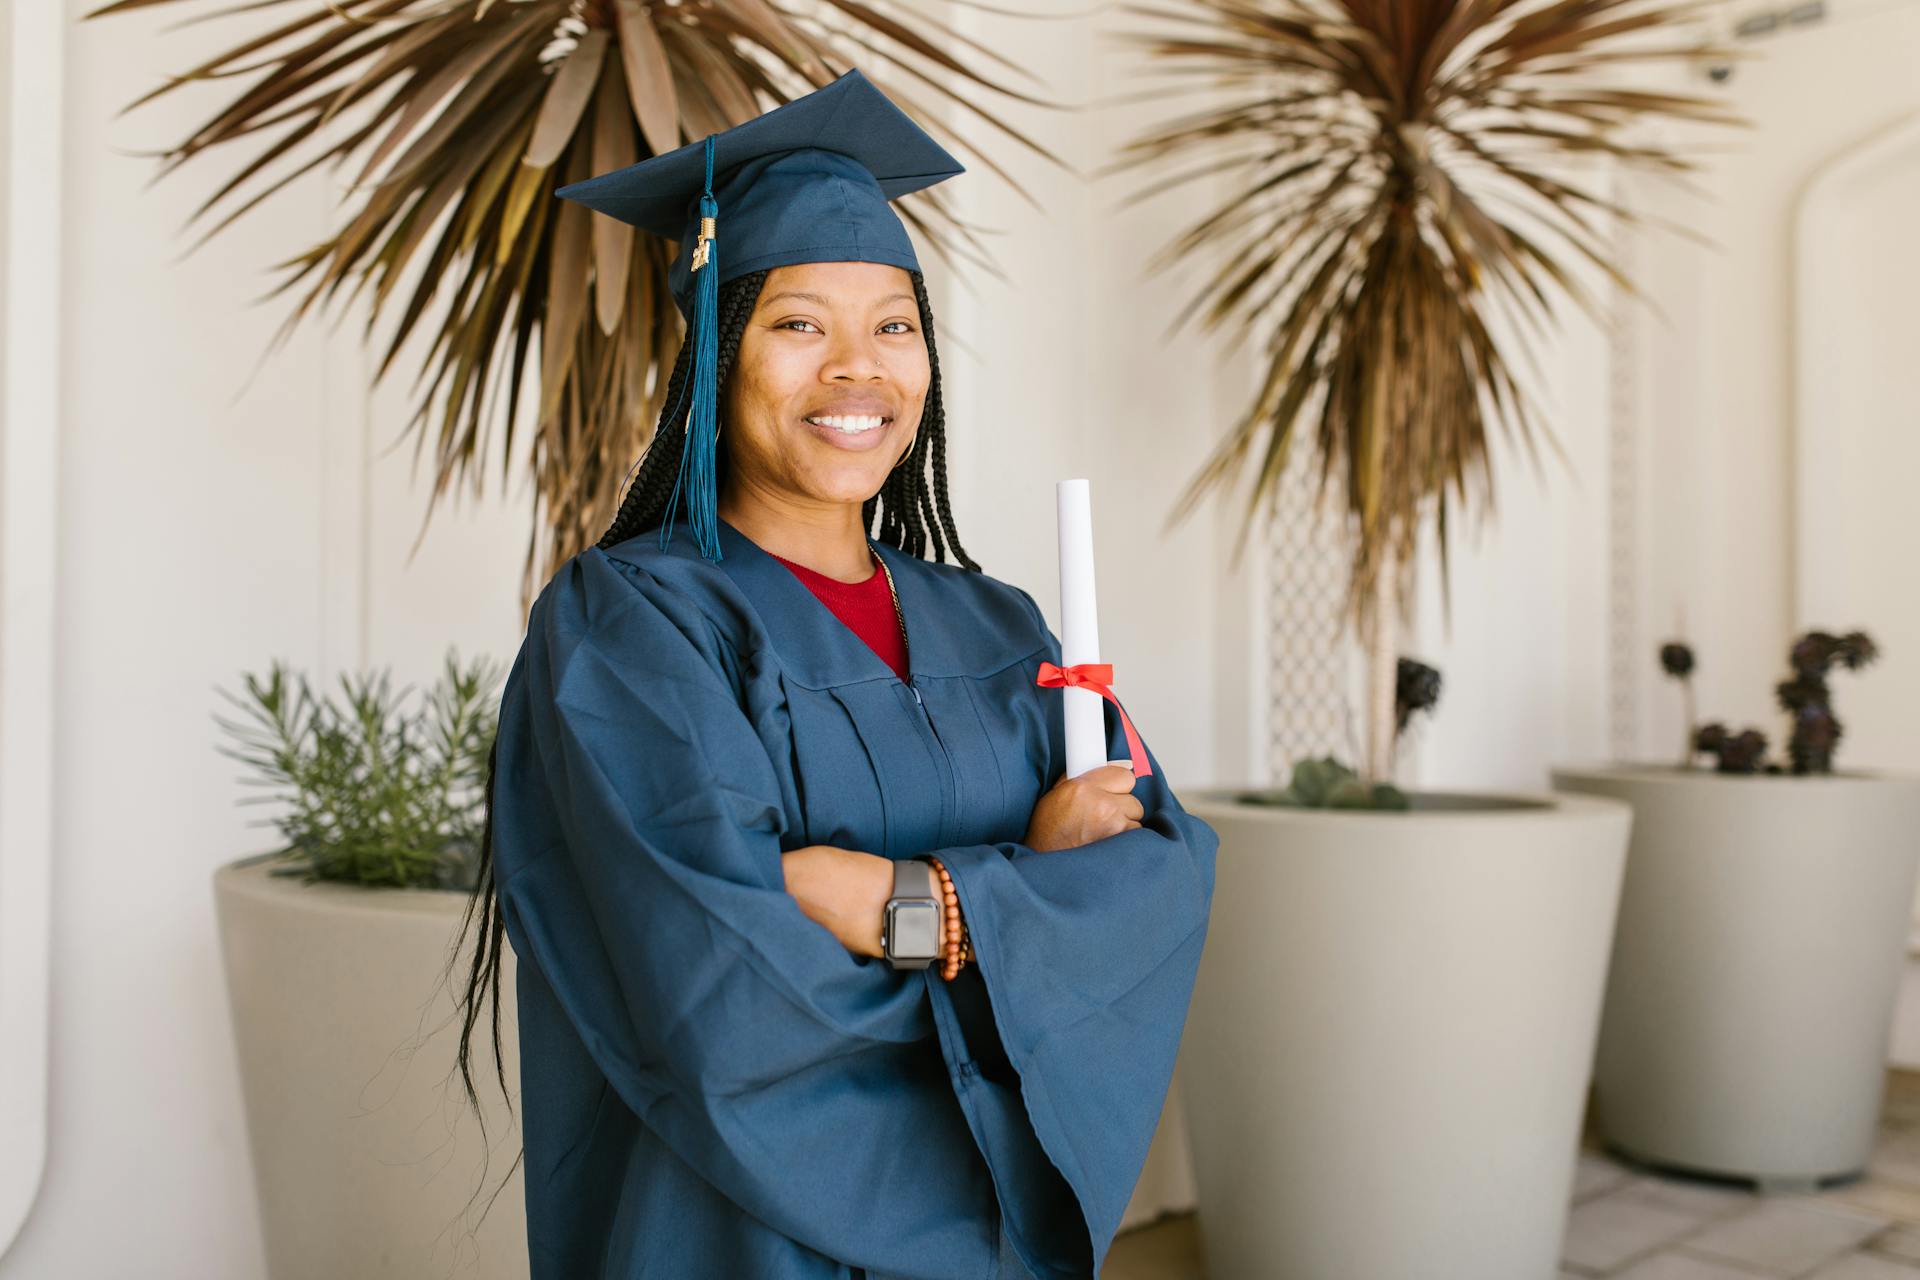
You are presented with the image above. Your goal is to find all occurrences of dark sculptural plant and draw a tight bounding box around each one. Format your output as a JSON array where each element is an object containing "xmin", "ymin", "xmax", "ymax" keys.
[
  {"xmin": 1660, "ymin": 631, "xmax": 1878, "ymax": 775},
  {"xmin": 1777, "ymin": 631, "xmax": 1879, "ymax": 773}
]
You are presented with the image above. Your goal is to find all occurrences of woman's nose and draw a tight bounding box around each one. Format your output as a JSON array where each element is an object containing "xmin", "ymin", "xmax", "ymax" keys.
[{"xmin": 819, "ymin": 329, "xmax": 886, "ymax": 382}]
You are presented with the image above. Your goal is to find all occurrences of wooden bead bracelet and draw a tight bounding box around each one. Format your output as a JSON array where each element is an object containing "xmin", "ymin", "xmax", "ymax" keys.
[{"xmin": 923, "ymin": 856, "xmax": 972, "ymax": 980}]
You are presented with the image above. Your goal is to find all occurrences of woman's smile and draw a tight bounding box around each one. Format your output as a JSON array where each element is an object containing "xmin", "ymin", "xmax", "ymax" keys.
[{"xmin": 802, "ymin": 410, "xmax": 895, "ymax": 451}]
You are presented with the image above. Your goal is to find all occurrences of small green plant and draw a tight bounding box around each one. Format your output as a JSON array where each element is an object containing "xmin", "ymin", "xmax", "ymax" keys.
[
  {"xmin": 1241, "ymin": 756, "xmax": 1411, "ymax": 812},
  {"xmin": 214, "ymin": 650, "xmax": 503, "ymax": 890}
]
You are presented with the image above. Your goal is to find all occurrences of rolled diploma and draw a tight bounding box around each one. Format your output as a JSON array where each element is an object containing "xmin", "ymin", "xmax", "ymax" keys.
[{"xmin": 1057, "ymin": 479, "xmax": 1108, "ymax": 778}]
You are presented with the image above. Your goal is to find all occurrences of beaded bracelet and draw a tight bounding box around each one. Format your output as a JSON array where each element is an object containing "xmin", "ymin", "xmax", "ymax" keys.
[{"xmin": 923, "ymin": 856, "xmax": 972, "ymax": 981}]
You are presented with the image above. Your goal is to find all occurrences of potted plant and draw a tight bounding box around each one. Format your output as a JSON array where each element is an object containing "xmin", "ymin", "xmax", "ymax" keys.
[
  {"xmin": 211, "ymin": 652, "xmax": 526, "ymax": 1280},
  {"xmin": 1112, "ymin": 0, "xmax": 1736, "ymax": 1274},
  {"xmin": 1173, "ymin": 694, "xmax": 1630, "ymax": 1279},
  {"xmin": 1553, "ymin": 631, "xmax": 1920, "ymax": 1188}
]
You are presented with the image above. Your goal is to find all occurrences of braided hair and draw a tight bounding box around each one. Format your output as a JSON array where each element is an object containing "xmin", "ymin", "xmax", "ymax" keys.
[{"xmin": 447, "ymin": 263, "xmax": 974, "ymax": 1227}]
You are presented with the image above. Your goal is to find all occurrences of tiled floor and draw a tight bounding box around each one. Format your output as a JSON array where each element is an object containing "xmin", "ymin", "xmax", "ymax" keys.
[{"xmin": 1104, "ymin": 1068, "xmax": 1920, "ymax": 1280}]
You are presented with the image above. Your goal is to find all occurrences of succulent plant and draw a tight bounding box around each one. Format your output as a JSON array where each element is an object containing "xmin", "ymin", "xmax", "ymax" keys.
[
  {"xmin": 1666, "ymin": 628, "xmax": 1875, "ymax": 775},
  {"xmin": 1694, "ymin": 722, "xmax": 1769, "ymax": 775},
  {"xmin": 1775, "ymin": 630, "xmax": 1877, "ymax": 773},
  {"xmin": 1240, "ymin": 755, "xmax": 1410, "ymax": 812}
]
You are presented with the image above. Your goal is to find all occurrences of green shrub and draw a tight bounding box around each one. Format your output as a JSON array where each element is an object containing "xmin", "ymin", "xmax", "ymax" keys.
[{"xmin": 214, "ymin": 650, "xmax": 502, "ymax": 890}]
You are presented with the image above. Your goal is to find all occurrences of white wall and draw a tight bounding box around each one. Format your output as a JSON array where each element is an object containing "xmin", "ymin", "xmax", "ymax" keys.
[
  {"xmin": 1404, "ymin": 193, "xmax": 1618, "ymax": 794},
  {"xmin": 1618, "ymin": 0, "xmax": 1920, "ymax": 768},
  {"xmin": 0, "ymin": 3, "xmax": 537, "ymax": 1275},
  {"xmin": 0, "ymin": 0, "xmax": 59, "ymax": 1263},
  {"xmin": 1396, "ymin": 0, "xmax": 1920, "ymax": 800},
  {"xmin": 1384, "ymin": 0, "xmax": 1920, "ymax": 1062},
  {"xmin": 929, "ymin": 18, "xmax": 1247, "ymax": 794}
]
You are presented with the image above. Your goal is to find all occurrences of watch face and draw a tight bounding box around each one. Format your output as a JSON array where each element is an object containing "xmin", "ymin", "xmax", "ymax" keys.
[{"xmin": 887, "ymin": 901, "xmax": 941, "ymax": 959}]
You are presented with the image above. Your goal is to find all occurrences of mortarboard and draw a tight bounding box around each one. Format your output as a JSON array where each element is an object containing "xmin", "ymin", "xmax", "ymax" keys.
[{"xmin": 555, "ymin": 68, "xmax": 966, "ymax": 562}]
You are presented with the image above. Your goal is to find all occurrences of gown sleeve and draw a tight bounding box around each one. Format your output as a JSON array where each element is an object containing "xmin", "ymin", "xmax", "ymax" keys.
[
  {"xmin": 919, "ymin": 583, "xmax": 1220, "ymax": 1277},
  {"xmin": 491, "ymin": 549, "xmax": 997, "ymax": 1271}
]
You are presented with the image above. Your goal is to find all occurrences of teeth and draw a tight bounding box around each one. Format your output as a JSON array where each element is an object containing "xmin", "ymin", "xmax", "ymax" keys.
[{"xmin": 806, "ymin": 414, "xmax": 886, "ymax": 434}]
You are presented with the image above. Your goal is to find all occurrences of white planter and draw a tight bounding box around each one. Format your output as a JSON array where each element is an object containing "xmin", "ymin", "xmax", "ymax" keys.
[
  {"xmin": 1550, "ymin": 764, "xmax": 1920, "ymax": 1186},
  {"xmin": 1175, "ymin": 788, "xmax": 1631, "ymax": 1280},
  {"xmin": 214, "ymin": 855, "xmax": 526, "ymax": 1280}
]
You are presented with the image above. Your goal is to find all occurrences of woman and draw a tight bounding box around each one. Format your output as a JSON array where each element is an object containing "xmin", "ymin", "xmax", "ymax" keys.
[{"xmin": 455, "ymin": 70, "xmax": 1218, "ymax": 1280}]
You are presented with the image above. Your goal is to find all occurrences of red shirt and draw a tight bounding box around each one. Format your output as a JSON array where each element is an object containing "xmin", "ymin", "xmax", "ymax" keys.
[{"xmin": 768, "ymin": 550, "xmax": 910, "ymax": 682}]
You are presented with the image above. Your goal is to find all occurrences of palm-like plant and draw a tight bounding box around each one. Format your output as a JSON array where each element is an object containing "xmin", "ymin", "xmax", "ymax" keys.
[
  {"xmin": 85, "ymin": 0, "xmax": 1056, "ymax": 607},
  {"xmin": 1116, "ymin": 0, "xmax": 1737, "ymax": 781}
]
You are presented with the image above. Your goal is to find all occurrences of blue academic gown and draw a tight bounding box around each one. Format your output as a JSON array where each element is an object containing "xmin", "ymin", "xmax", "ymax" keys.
[{"xmin": 490, "ymin": 515, "xmax": 1219, "ymax": 1279}]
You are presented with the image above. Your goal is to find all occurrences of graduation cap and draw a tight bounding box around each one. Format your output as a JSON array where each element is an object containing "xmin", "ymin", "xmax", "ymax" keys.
[{"xmin": 554, "ymin": 68, "xmax": 966, "ymax": 562}]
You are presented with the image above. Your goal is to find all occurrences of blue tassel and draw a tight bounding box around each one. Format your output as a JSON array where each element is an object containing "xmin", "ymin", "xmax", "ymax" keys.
[{"xmin": 659, "ymin": 135, "xmax": 724, "ymax": 562}]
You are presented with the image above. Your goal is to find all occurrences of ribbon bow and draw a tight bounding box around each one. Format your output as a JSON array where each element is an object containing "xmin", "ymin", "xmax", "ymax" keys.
[{"xmin": 1035, "ymin": 661, "xmax": 1154, "ymax": 778}]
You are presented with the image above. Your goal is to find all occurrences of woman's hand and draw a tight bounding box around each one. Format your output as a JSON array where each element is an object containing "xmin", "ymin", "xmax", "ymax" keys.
[
  {"xmin": 1022, "ymin": 762, "xmax": 1144, "ymax": 852},
  {"xmin": 782, "ymin": 844, "xmax": 917, "ymax": 959}
]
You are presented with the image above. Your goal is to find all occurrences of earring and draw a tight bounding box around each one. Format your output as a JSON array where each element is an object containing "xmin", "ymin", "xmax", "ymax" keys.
[{"xmin": 890, "ymin": 432, "xmax": 920, "ymax": 471}]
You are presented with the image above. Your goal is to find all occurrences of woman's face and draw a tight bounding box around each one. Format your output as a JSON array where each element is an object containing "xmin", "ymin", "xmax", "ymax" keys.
[{"xmin": 722, "ymin": 260, "xmax": 929, "ymax": 512}]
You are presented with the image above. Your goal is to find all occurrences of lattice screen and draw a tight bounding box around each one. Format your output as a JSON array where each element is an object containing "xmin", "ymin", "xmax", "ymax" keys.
[
  {"xmin": 1607, "ymin": 199, "xmax": 1641, "ymax": 761},
  {"xmin": 1264, "ymin": 433, "xmax": 1359, "ymax": 784}
]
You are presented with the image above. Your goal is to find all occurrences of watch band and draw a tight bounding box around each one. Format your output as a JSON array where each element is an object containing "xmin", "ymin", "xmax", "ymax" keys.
[{"xmin": 882, "ymin": 857, "xmax": 941, "ymax": 969}]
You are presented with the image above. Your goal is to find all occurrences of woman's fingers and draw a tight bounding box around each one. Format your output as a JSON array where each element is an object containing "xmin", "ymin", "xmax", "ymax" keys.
[
  {"xmin": 1026, "ymin": 763, "xmax": 1147, "ymax": 852},
  {"xmin": 1075, "ymin": 762, "xmax": 1137, "ymax": 792}
]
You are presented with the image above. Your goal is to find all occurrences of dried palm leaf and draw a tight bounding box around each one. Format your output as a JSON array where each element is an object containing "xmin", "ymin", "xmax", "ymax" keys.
[
  {"xmin": 1118, "ymin": 0, "xmax": 1737, "ymax": 617},
  {"xmin": 1114, "ymin": 0, "xmax": 1739, "ymax": 775},
  {"xmin": 83, "ymin": 0, "xmax": 1062, "ymax": 608}
]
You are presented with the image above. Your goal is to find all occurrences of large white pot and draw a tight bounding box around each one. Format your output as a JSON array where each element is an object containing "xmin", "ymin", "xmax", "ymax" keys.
[
  {"xmin": 214, "ymin": 855, "xmax": 526, "ymax": 1280},
  {"xmin": 1551, "ymin": 764, "xmax": 1920, "ymax": 1186},
  {"xmin": 1176, "ymin": 788, "xmax": 1632, "ymax": 1280}
]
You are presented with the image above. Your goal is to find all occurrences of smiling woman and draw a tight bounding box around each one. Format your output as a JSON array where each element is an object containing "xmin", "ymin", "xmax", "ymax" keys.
[
  {"xmin": 727, "ymin": 261, "xmax": 933, "ymax": 507},
  {"xmin": 595, "ymin": 256, "xmax": 963, "ymax": 577},
  {"xmin": 451, "ymin": 69, "xmax": 1218, "ymax": 1280}
]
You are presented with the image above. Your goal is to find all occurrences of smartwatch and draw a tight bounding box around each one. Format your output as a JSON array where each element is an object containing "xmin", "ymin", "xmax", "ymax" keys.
[{"xmin": 881, "ymin": 857, "xmax": 942, "ymax": 970}]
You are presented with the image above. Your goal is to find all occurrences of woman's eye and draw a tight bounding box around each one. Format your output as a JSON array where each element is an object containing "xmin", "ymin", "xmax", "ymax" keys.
[
  {"xmin": 880, "ymin": 321, "xmax": 914, "ymax": 335},
  {"xmin": 776, "ymin": 319, "xmax": 821, "ymax": 333}
]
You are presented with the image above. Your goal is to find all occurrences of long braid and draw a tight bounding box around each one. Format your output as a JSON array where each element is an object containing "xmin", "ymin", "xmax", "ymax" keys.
[
  {"xmin": 919, "ymin": 267, "xmax": 972, "ymax": 568},
  {"xmin": 450, "ymin": 263, "xmax": 977, "ymax": 1235},
  {"xmin": 862, "ymin": 271, "xmax": 977, "ymax": 570},
  {"xmin": 441, "ymin": 277, "xmax": 767, "ymax": 1218},
  {"xmin": 598, "ymin": 269, "xmax": 769, "ymax": 550}
]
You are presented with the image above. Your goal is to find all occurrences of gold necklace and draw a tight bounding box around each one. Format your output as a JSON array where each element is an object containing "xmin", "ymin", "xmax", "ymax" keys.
[{"xmin": 873, "ymin": 549, "xmax": 909, "ymax": 663}]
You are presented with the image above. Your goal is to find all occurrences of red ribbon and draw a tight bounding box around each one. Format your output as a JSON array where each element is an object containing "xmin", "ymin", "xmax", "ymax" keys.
[{"xmin": 1035, "ymin": 660, "xmax": 1153, "ymax": 778}]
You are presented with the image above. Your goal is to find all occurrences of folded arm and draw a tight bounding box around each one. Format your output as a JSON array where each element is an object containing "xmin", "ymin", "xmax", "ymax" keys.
[{"xmin": 907, "ymin": 587, "xmax": 1221, "ymax": 1275}]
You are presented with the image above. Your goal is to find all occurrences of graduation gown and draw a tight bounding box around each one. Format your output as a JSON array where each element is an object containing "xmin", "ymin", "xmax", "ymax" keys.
[{"xmin": 490, "ymin": 515, "xmax": 1219, "ymax": 1279}]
